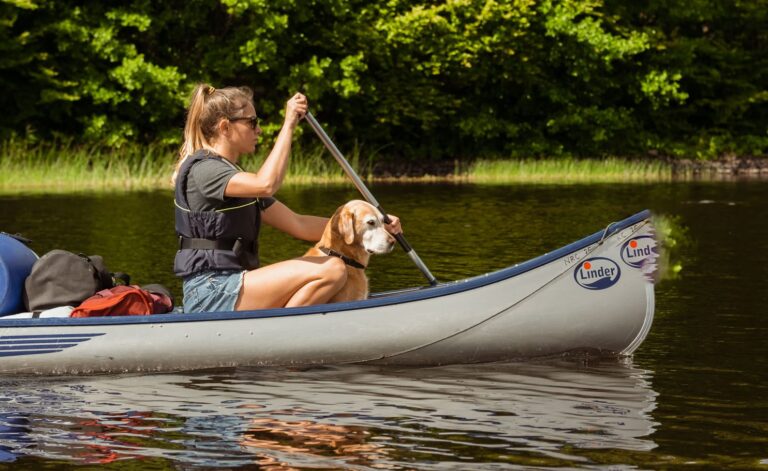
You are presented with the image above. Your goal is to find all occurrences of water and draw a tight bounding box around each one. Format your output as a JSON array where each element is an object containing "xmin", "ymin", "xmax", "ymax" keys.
[{"xmin": 0, "ymin": 182, "xmax": 766, "ymax": 469}]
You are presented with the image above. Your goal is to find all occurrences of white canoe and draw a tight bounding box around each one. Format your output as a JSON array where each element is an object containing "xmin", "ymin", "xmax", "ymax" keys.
[{"xmin": 0, "ymin": 210, "xmax": 657, "ymax": 375}]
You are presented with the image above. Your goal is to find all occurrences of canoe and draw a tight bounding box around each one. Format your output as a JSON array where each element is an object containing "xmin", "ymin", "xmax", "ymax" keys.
[{"xmin": 0, "ymin": 210, "xmax": 657, "ymax": 375}]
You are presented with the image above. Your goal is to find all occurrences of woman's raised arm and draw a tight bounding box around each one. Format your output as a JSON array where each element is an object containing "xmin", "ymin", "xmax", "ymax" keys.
[{"xmin": 225, "ymin": 93, "xmax": 307, "ymax": 197}]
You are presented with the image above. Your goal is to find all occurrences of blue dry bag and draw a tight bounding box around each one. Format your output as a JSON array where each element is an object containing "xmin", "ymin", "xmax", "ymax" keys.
[{"xmin": 0, "ymin": 233, "xmax": 38, "ymax": 315}]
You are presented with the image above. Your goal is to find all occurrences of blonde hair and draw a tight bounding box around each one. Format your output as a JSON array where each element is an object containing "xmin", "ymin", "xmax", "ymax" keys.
[{"xmin": 172, "ymin": 83, "xmax": 254, "ymax": 184}]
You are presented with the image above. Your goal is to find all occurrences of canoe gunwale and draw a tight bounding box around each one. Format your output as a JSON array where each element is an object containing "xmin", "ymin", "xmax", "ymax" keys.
[{"xmin": 0, "ymin": 210, "xmax": 652, "ymax": 328}]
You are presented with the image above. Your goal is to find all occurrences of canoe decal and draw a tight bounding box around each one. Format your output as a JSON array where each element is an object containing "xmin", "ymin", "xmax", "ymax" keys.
[
  {"xmin": 574, "ymin": 257, "xmax": 621, "ymax": 290},
  {"xmin": 0, "ymin": 333, "xmax": 105, "ymax": 357},
  {"xmin": 620, "ymin": 236, "xmax": 657, "ymax": 268}
]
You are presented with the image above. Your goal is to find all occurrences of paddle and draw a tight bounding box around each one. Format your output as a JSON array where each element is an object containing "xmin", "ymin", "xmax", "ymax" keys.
[{"xmin": 305, "ymin": 112, "xmax": 438, "ymax": 286}]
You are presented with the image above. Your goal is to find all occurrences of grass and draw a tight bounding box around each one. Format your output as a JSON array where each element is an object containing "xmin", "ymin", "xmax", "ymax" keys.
[
  {"xmin": 0, "ymin": 139, "xmax": 681, "ymax": 194},
  {"xmin": 0, "ymin": 139, "xmax": 173, "ymax": 192},
  {"xmin": 467, "ymin": 158, "xmax": 672, "ymax": 184},
  {"xmin": 0, "ymin": 139, "xmax": 368, "ymax": 193}
]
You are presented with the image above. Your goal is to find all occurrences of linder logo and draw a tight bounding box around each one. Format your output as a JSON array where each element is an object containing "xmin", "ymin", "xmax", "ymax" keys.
[
  {"xmin": 574, "ymin": 257, "xmax": 621, "ymax": 290},
  {"xmin": 620, "ymin": 235, "xmax": 656, "ymax": 268}
]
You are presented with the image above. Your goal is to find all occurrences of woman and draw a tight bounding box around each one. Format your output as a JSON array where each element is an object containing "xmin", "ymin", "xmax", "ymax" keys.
[{"xmin": 172, "ymin": 84, "xmax": 401, "ymax": 313}]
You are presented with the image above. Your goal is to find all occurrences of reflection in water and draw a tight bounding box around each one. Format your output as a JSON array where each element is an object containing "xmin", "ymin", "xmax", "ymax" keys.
[
  {"xmin": 0, "ymin": 361, "xmax": 657, "ymax": 468},
  {"xmin": 240, "ymin": 415, "xmax": 387, "ymax": 469},
  {"xmin": 0, "ymin": 413, "xmax": 31, "ymax": 463}
]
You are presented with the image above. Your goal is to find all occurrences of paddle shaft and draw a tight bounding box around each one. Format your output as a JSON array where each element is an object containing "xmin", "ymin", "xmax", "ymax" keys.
[{"xmin": 305, "ymin": 112, "xmax": 438, "ymax": 286}]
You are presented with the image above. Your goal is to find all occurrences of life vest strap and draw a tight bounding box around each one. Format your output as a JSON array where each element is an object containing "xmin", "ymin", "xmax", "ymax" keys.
[{"xmin": 179, "ymin": 237, "xmax": 247, "ymax": 251}]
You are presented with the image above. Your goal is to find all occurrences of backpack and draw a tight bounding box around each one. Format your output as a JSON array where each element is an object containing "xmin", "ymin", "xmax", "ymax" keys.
[
  {"xmin": 23, "ymin": 250, "xmax": 124, "ymax": 312},
  {"xmin": 70, "ymin": 286, "xmax": 155, "ymax": 318}
]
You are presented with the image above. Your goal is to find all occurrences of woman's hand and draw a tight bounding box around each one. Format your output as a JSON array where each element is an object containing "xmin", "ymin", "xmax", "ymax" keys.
[
  {"xmin": 284, "ymin": 92, "xmax": 308, "ymax": 129},
  {"xmin": 384, "ymin": 214, "xmax": 402, "ymax": 235}
]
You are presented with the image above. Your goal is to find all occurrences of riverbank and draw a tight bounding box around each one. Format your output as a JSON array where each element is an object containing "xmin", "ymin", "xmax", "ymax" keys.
[
  {"xmin": 1, "ymin": 140, "xmax": 766, "ymax": 193},
  {"xmin": 371, "ymin": 155, "xmax": 768, "ymax": 182}
]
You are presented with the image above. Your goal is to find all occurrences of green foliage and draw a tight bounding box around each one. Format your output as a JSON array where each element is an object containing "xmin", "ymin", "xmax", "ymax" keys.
[
  {"xmin": 640, "ymin": 70, "xmax": 688, "ymax": 109},
  {"xmin": 0, "ymin": 0, "xmax": 766, "ymax": 161},
  {"xmin": 1, "ymin": 0, "xmax": 188, "ymax": 145},
  {"xmin": 606, "ymin": 0, "xmax": 768, "ymax": 157}
]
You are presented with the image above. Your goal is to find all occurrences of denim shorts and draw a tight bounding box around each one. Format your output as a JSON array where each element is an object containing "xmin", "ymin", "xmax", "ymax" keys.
[{"xmin": 182, "ymin": 270, "xmax": 245, "ymax": 313}]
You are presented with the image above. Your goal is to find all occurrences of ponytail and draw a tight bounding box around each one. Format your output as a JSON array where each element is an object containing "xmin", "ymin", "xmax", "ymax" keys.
[{"xmin": 172, "ymin": 83, "xmax": 254, "ymax": 184}]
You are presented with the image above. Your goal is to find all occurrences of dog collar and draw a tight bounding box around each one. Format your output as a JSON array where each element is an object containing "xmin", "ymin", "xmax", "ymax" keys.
[{"xmin": 318, "ymin": 247, "xmax": 366, "ymax": 270}]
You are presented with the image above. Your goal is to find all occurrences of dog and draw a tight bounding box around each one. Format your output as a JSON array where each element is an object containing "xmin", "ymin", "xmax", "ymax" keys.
[{"xmin": 305, "ymin": 200, "xmax": 396, "ymax": 302}]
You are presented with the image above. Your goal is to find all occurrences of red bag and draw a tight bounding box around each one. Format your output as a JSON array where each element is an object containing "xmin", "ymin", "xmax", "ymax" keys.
[
  {"xmin": 70, "ymin": 285, "xmax": 155, "ymax": 318},
  {"xmin": 141, "ymin": 284, "xmax": 174, "ymax": 314}
]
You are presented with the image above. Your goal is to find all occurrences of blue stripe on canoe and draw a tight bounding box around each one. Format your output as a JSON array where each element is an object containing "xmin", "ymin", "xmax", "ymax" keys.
[
  {"xmin": 0, "ymin": 344, "xmax": 78, "ymax": 350},
  {"xmin": 0, "ymin": 333, "xmax": 104, "ymax": 357},
  {"xmin": 0, "ymin": 339, "xmax": 95, "ymax": 345},
  {"xmin": 0, "ymin": 334, "xmax": 105, "ymax": 339},
  {"xmin": 0, "ymin": 350, "xmax": 63, "ymax": 357},
  {"xmin": 0, "ymin": 210, "xmax": 651, "ymax": 328}
]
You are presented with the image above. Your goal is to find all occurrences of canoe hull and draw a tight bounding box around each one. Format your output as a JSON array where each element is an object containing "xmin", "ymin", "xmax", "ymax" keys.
[{"xmin": 0, "ymin": 210, "xmax": 657, "ymax": 375}]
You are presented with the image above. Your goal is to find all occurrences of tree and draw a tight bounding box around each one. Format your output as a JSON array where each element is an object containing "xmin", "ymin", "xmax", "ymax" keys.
[{"xmin": 1, "ymin": 0, "xmax": 765, "ymax": 159}]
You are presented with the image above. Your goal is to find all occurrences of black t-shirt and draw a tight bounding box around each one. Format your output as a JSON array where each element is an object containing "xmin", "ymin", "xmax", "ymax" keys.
[{"xmin": 186, "ymin": 158, "xmax": 276, "ymax": 212}]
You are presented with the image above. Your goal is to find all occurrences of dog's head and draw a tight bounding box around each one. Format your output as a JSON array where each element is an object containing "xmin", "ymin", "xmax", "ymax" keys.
[{"xmin": 335, "ymin": 200, "xmax": 395, "ymax": 254}]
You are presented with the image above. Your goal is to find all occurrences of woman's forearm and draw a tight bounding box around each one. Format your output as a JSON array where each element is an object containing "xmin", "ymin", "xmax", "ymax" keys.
[
  {"xmin": 225, "ymin": 93, "xmax": 307, "ymax": 198},
  {"xmin": 253, "ymin": 122, "xmax": 295, "ymax": 194}
]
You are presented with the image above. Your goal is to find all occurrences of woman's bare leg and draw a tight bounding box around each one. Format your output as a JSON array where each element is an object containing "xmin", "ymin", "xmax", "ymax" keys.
[{"xmin": 234, "ymin": 256, "xmax": 347, "ymax": 310}]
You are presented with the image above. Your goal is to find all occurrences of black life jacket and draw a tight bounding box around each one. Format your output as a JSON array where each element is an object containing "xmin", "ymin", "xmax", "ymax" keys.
[{"xmin": 173, "ymin": 150, "xmax": 263, "ymax": 277}]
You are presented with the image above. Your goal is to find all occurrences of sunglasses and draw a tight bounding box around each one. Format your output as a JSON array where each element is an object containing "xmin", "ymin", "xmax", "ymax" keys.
[{"xmin": 228, "ymin": 115, "xmax": 260, "ymax": 130}]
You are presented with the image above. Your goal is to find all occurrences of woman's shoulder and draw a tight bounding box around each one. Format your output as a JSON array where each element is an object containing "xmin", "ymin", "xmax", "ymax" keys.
[{"xmin": 190, "ymin": 156, "xmax": 239, "ymax": 179}]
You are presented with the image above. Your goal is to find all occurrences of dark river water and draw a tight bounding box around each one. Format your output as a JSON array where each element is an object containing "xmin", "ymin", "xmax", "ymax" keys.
[{"xmin": 0, "ymin": 181, "xmax": 766, "ymax": 469}]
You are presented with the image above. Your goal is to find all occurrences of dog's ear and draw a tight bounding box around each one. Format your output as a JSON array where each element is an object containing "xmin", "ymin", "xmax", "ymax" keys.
[{"xmin": 339, "ymin": 207, "xmax": 356, "ymax": 245}]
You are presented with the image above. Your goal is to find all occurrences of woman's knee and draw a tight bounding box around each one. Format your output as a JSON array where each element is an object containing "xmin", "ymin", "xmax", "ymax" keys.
[{"xmin": 322, "ymin": 256, "xmax": 348, "ymax": 284}]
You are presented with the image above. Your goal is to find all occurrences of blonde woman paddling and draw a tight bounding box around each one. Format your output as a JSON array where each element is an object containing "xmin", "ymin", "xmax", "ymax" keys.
[{"xmin": 173, "ymin": 84, "xmax": 401, "ymax": 313}]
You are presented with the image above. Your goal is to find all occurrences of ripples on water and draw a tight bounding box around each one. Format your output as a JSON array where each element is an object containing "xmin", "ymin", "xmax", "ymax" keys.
[{"xmin": 0, "ymin": 362, "xmax": 657, "ymax": 469}]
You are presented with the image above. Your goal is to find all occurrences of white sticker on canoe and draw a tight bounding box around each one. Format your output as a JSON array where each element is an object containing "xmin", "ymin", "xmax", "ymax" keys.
[
  {"xmin": 574, "ymin": 257, "xmax": 621, "ymax": 290},
  {"xmin": 620, "ymin": 235, "xmax": 657, "ymax": 268}
]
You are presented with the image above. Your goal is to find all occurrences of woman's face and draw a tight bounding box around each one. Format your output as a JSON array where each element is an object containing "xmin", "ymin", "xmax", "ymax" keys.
[{"xmin": 227, "ymin": 102, "xmax": 262, "ymax": 156}]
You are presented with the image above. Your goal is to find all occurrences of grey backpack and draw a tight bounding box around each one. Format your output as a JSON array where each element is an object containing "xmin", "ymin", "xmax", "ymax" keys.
[{"xmin": 23, "ymin": 250, "xmax": 125, "ymax": 312}]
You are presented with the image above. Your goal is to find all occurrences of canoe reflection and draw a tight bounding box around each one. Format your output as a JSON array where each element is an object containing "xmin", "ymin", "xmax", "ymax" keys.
[
  {"xmin": 0, "ymin": 413, "xmax": 31, "ymax": 463},
  {"xmin": 0, "ymin": 361, "xmax": 657, "ymax": 467}
]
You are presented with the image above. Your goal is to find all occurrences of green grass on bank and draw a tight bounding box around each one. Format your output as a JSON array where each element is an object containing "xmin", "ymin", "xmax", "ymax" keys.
[
  {"xmin": 0, "ymin": 139, "xmax": 688, "ymax": 194},
  {"xmin": 468, "ymin": 158, "xmax": 672, "ymax": 183},
  {"xmin": 0, "ymin": 139, "xmax": 360, "ymax": 193},
  {"xmin": 0, "ymin": 139, "xmax": 174, "ymax": 192}
]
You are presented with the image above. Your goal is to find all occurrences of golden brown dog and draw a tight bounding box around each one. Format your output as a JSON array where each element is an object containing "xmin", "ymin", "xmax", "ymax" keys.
[{"xmin": 305, "ymin": 200, "xmax": 395, "ymax": 302}]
